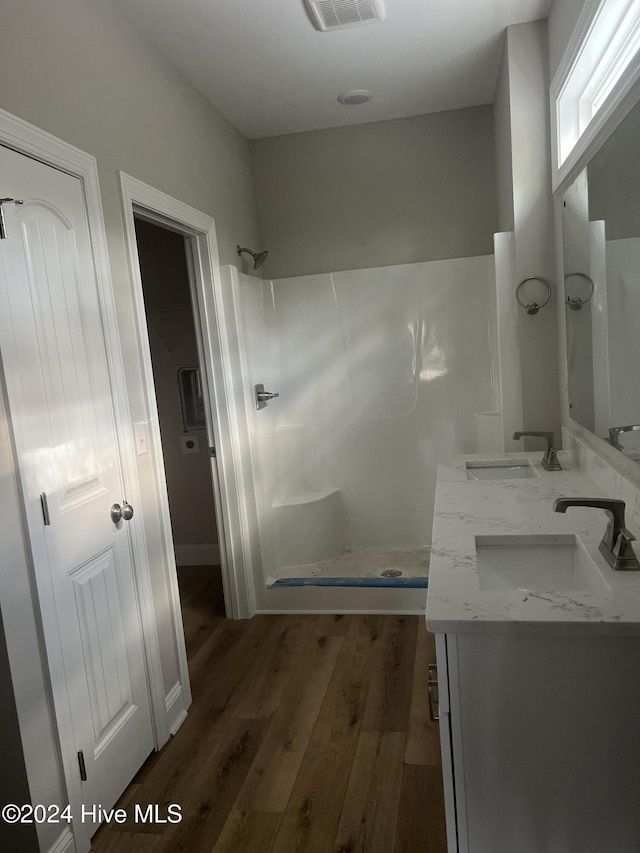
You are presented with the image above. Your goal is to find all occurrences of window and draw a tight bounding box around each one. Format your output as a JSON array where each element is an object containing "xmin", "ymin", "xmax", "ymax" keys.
[{"xmin": 553, "ymin": 0, "xmax": 640, "ymax": 176}]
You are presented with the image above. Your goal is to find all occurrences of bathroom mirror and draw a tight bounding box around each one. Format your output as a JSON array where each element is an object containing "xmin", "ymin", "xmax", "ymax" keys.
[{"xmin": 562, "ymin": 95, "xmax": 640, "ymax": 463}]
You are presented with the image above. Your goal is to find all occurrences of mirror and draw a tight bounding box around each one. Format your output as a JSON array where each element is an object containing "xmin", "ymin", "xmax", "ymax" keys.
[{"xmin": 562, "ymin": 96, "xmax": 640, "ymax": 462}]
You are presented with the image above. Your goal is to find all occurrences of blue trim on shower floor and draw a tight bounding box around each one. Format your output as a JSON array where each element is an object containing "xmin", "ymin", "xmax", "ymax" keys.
[{"xmin": 271, "ymin": 576, "xmax": 429, "ymax": 589}]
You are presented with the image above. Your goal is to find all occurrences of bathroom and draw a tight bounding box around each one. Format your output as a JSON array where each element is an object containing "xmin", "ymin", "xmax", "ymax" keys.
[
  {"xmin": 3, "ymin": 0, "xmax": 640, "ymax": 851},
  {"xmin": 100, "ymin": 2, "xmax": 562, "ymax": 620}
]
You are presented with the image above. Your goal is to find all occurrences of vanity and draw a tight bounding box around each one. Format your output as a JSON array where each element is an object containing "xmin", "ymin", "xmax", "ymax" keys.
[
  {"xmin": 423, "ymin": 6, "xmax": 640, "ymax": 849},
  {"xmin": 426, "ymin": 452, "xmax": 640, "ymax": 853}
]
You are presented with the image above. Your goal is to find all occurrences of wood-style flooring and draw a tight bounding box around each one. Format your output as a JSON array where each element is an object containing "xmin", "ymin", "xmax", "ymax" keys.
[{"xmin": 91, "ymin": 565, "xmax": 446, "ymax": 853}]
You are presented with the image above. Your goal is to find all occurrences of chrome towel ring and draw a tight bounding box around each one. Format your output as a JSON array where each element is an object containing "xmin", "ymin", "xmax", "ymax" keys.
[
  {"xmin": 564, "ymin": 272, "xmax": 595, "ymax": 311},
  {"xmin": 515, "ymin": 276, "xmax": 552, "ymax": 315}
]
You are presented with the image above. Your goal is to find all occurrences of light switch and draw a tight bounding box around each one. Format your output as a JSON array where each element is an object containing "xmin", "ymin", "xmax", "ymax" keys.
[{"xmin": 134, "ymin": 421, "xmax": 149, "ymax": 456}]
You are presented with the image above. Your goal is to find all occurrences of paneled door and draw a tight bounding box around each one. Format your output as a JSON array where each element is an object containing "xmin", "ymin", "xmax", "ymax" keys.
[{"xmin": 0, "ymin": 145, "xmax": 154, "ymax": 840}]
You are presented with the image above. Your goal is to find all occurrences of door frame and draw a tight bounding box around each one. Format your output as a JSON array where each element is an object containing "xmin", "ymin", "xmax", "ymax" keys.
[
  {"xmin": 118, "ymin": 173, "xmax": 255, "ymax": 621},
  {"xmin": 0, "ymin": 109, "xmax": 175, "ymax": 853}
]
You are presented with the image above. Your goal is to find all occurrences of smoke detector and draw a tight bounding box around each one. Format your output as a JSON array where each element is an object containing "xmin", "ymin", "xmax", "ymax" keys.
[
  {"xmin": 305, "ymin": 0, "xmax": 386, "ymax": 32},
  {"xmin": 338, "ymin": 89, "xmax": 373, "ymax": 105}
]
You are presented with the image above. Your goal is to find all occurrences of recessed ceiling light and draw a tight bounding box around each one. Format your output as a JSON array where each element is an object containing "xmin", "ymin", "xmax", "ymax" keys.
[{"xmin": 337, "ymin": 89, "xmax": 373, "ymax": 105}]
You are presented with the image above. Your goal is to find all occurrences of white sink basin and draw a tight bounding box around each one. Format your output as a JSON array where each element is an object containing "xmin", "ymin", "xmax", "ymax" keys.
[
  {"xmin": 466, "ymin": 459, "xmax": 536, "ymax": 481},
  {"xmin": 475, "ymin": 534, "xmax": 610, "ymax": 592},
  {"xmin": 621, "ymin": 448, "xmax": 640, "ymax": 462}
]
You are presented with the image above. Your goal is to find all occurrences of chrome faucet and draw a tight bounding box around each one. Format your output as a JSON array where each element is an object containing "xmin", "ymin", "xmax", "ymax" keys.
[
  {"xmin": 553, "ymin": 497, "xmax": 640, "ymax": 570},
  {"xmin": 609, "ymin": 424, "xmax": 640, "ymax": 450},
  {"xmin": 512, "ymin": 431, "xmax": 562, "ymax": 471}
]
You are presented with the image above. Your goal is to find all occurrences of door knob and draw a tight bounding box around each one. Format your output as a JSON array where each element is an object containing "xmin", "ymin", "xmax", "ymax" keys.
[
  {"xmin": 110, "ymin": 501, "xmax": 134, "ymax": 523},
  {"xmin": 255, "ymin": 383, "xmax": 280, "ymax": 410}
]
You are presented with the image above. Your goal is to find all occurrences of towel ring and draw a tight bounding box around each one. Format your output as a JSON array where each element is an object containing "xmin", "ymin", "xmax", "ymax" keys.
[
  {"xmin": 564, "ymin": 272, "xmax": 594, "ymax": 311},
  {"xmin": 516, "ymin": 277, "xmax": 552, "ymax": 315}
]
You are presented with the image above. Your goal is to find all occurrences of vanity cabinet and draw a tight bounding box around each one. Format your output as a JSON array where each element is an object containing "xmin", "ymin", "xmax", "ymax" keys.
[{"xmin": 433, "ymin": 630, "xmax": 640, "ymax": 853}]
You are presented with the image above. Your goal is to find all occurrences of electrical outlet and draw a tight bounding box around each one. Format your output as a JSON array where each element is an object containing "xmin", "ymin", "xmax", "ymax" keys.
[{"xmin": 181, "ymin": 434, "xmax": 199, "ymax": 454}]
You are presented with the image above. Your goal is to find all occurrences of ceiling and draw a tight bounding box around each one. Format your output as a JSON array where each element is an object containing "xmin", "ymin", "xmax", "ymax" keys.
[{"xmin": 110, "ymin": 0, "xmax": 552, "ymax": 139}]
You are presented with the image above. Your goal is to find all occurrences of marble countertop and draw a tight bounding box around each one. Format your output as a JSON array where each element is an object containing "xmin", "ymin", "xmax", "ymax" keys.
[{"xmin": 426, "ymin": 452, "xmax": 640, "ymax": 635}]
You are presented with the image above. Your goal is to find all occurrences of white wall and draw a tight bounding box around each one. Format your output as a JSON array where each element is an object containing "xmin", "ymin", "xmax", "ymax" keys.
[
  {"xmin": 0, "ymin": 1, "xmax": 259, "ymax": 263},
  {"xmin": 0, "ymin": 0, "xmax": 260, "ymax": 833},
  {"xmin": 547, "ymin": 0, "xmax": 588, "ymax": 82},
  {"xmin": 493, "ymin": 21, "xmax": 561, "ymax": 446},
  {"xmin": 226, "ymin": 270, "xmax": 281, "ymax": 583},
  {"xmin": 249, "ymin": 107, "xmax": 498, "ymax": 280},
  {"xmin": 493, "ymin": 41, "xmax": 515, "ymax": 233}
]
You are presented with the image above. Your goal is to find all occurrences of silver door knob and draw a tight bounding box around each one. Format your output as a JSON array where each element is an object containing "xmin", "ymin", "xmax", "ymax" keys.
[
  {"xmin": 255, "ymin": 383, "xmax": 280, "ymax": 410},
  {"xmin": 110, "ymin": 501, "xmax": 134, "ymax": 523}
]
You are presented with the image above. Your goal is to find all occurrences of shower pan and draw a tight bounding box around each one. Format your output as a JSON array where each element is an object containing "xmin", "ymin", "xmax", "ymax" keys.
[{"xmin": 221, "ymin": 255, "xmax": 495, "ymax": 611}]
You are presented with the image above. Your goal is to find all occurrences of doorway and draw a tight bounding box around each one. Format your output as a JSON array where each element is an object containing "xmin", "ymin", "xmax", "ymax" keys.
[
  {"xmin": 119, "ymin": 171, "xmax": 256, "ymax": 624},
  {"xmin": 133, "ymin": 217, "xmax": 225, "ymax": 629}
]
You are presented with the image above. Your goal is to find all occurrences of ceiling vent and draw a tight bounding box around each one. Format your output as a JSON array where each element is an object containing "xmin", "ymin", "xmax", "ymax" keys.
[{"xmin": 305, "ymin": 0, "xmax": 386, "ymax": 32}]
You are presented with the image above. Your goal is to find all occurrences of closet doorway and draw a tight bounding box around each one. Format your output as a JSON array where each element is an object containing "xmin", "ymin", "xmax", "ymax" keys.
[
  {"xmin": 119, "ymin": 172, "xmax": 255, "ymax": 624},
  {"xmin": 134, "ymin": 218, "xmax": 225, "ymax": 631}
]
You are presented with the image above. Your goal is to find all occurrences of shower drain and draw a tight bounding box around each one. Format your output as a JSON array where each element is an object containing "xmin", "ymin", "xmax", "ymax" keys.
[{"xmin": 380, "ymin": 569, "xmax": 402, "ymax": 578}]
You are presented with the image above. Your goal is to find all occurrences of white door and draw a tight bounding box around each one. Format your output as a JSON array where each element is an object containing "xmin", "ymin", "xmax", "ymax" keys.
[{"xmin": 0, "ymin": 145, "xmax": 154, "ymax": 838}]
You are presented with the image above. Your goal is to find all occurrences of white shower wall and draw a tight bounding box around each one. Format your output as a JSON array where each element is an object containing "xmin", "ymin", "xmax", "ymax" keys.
[{"xmin": 228, "ymin": 256, "xmax": 496, "ymax": 584}]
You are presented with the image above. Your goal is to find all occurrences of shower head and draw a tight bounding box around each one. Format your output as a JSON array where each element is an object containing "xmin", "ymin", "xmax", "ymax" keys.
[
  {"xmin": 252, "ymin": 250, "xmax": 269, "ymax": 270},
  {"xmin": 237, "ymin": 244, "xmax": 269, "ymax": 271}
]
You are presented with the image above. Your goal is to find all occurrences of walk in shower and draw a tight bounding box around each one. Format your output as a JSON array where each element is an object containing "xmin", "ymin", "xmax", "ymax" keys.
[{"xmin": 222, "ymin": 255, "xmax": 495, "ymax": 598}]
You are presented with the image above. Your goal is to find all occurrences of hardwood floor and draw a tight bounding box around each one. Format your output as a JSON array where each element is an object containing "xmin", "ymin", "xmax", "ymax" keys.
[{"xmin": 91, "ymin": 566, "xmax": 446, "ymax": 853}]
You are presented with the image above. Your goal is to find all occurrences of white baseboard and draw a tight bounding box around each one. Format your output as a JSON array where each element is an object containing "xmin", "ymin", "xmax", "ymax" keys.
[
  {"xmin": 165, "ymin": 681, "xmax": 188, "ymax": 735},
  {"xmin": 174, "ymin": 543, "xmax": 220, "ymax": 566},
  {"xmin": 46, "ymin": 827, "xmax": 75, "ymax": 853}
]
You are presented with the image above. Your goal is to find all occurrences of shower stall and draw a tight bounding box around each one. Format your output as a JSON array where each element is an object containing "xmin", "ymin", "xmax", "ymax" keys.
[{"xmin": 218, "ymin": 255, "xmax": 496, "ymax": 612}]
